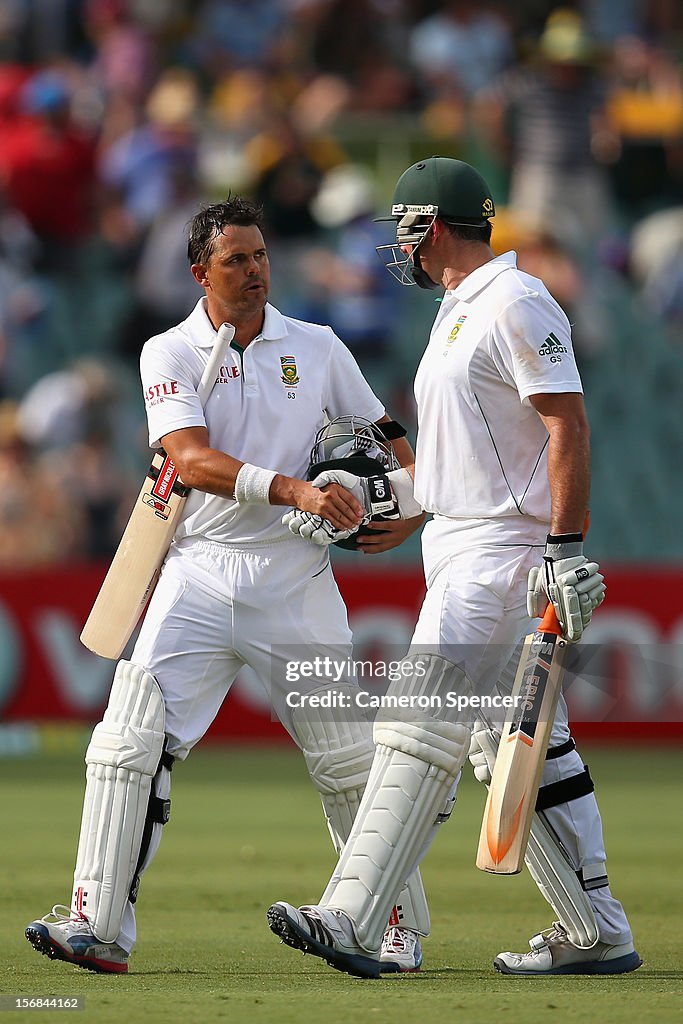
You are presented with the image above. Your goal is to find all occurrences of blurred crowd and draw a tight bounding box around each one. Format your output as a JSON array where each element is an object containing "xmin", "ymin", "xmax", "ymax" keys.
[{"xmin": 0, "ymin": 0, "xmax": 682, "ymax": 569}]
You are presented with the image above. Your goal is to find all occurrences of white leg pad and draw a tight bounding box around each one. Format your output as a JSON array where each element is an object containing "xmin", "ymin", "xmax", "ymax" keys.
[
  {"xmin": 469, "ymin": 721, "xmax": 599, "ymax": 949},
  {"xmin": 72, "ymin": 661, "xmax": 166, "ymax": 943},
  {"xmin": 320, "ymin": 732, "xmax": 469, "ymax": 952},
  {"xmin": 526, "ymin": 814, "xmax": 599, "ymax": 949},
  {"xmin": 290, "ymin": 684, "xmax": 430, "ymax": 935},
  {"xmin": 319, "ymin": 654, "xmax": 471, "ymax": 953},
  {"xmin": 289, "ymin": 684, "xmax": 375, "ymax": 851}
]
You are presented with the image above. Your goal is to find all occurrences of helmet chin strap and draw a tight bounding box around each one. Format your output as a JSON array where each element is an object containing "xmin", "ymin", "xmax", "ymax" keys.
[{"xmin": 410, "ymin": 251, "xmax": 440, "ymax": 290}]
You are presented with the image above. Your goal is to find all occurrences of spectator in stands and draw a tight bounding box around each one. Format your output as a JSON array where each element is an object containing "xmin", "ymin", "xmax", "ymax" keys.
[
  {"xmin": 0, "ymin": 69, "xmax": 97, "ymax": 263},
  {"xmin": 0, "ymin": 400, "xmax": 86, "ymax": 569},
  {"xmin": 304, "ymin": 164, "xmax": 404, "ymax": 389},
  {"xmin": 0, "ymin": 185, "xmax": 46, "ymax": 397},
  {"xmin": 410, "ymin": 0, "xmax": 513, "ymax": 99},
  {"xmin": 85, "ymin": 0, "xmax": 157, "ymax": 105},
  {"xmin": 99, "ymin": 67, "xmax": 200, "ymax": 234},
  {"xmin": 474, "ymin": 8, "xmax": 614, "ymax": 255},
  {"xmin": 187, "ymin": 0, "xmax": 286, "ymax": 76},
  {"xmin": 603, "ymin": 34, "xmax": 683, "ymax": 220}
]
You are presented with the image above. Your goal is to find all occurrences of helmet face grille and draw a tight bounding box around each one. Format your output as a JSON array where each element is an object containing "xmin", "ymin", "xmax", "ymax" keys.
[
  {"xmin": 375, "ymin": 209, "xmax": 436, "ymax": 287},
  {"xmin": 310, "ymin": 415, "xmax": 400, "ymax": 472}
]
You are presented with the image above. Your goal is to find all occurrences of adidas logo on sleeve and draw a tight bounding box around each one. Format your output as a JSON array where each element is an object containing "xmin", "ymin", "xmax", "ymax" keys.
[{"xmin": 538, "ymin": 332, "xmax": 568, "ymax": 361}]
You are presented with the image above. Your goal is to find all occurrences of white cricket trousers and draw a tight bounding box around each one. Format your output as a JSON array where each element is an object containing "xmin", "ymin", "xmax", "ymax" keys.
[
  {"xmin": 411, "ymin": 527, "xmax": 632, "ymax": 945},
  {"xmin": 115, "ymin": 534, "xmax": 357, "ymax": 952}
]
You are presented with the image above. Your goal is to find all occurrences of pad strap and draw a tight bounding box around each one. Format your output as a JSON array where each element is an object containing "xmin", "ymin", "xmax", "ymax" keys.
[
  {"xmin": 578, "ymin": 863, "xmax": 609, "ymax": 891},
  {"xmin": 129, "ymin": 745, "xmax": 174, "ymax": 904},
  {"xmin": 546, "ymin": 737, "xmax": 576, "ymax": 760},
  {"xmin": 536, "ymin": 765, "xmax": 594, "ymax": 812}
]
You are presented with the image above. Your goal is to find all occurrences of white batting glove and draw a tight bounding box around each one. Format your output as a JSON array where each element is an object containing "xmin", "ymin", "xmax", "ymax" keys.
[
  {"xmin": 312, "ymin": 468, "xmax": 415, "ymax": 519},
  {"xmin": 527, "ymin": 535, "xmax": 605, "ymax": 643},
  {"xmin": 282, "ymin": 508, "xmax": 356, "ymax": 546},
  {"xmin": 312, "ymin": 468, "xmax": 398, "ymax": 520}
]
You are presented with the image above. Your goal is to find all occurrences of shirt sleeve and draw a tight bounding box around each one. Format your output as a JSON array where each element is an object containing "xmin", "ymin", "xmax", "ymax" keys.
[
  {"xmin": 490, "ymin": 292, "xmax": 583, "ymax": 405},
  {"xmin": 140, "ymin": 336, "xmax": 207, "ymax": 447},
  {"xmin": 324, "ymin": 329, "xmax": 386, "ymax": 422}
]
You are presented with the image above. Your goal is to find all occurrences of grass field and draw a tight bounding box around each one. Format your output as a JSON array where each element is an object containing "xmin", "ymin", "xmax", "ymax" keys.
[{"xmin": 1, "ymin": 745, "xmax": 681, "ymax": 1024}]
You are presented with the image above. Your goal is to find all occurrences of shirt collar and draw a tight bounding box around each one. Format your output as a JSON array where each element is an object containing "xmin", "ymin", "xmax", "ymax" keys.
[
  {"xmin": 448, "ymin": 251, "xmax": 517, "ymax": 303},
  {"xmin": 184, "ymin": 297, "xmax": 288, "ymax": 348}
]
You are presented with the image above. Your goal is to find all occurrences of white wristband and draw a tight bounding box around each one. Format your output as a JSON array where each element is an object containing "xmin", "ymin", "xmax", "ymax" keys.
[
  {"xmin": 386, "ymin": 468, "xmax": 422, "ymax": 519},
  {"xmin": 234, "ymin": 463, "xmax": 277, "ymax": 505}
]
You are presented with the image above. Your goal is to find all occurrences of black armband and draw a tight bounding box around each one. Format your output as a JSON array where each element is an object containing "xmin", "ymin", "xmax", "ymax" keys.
[{"xmin": 374, "ymin": 420, "xmax": 407, "ymax": 441}]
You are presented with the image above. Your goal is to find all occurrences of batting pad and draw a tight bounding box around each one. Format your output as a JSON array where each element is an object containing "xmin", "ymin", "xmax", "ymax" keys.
[
  {"xmin": 72, "ymin": 661, "xmax": 166, "ymax": 943},
  {"xmin": 319, "ymin": 655, "xmax": 472, "ymax": 953},
  {"xmin": 290, "ymin": 683, "xmax": 375, "ymax": 847},
  {"xmin": 290, "ymin": 684, "xmax": 430, "ymax": 935},
  {"xmin": 470, "ymin": 722, "xmax": 599, "ymax": 948},
  {"xmin": 525, "ymin": 816, "xmax": 599, "ymax": 949}
]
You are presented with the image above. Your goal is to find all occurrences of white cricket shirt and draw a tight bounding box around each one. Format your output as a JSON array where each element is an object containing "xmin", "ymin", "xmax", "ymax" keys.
[
  {"xmin": 413, "ymin": 251, "xmax": 582, "ymax": 533},
  {"xmin": 140, "ymin": 297, "xmax": 384, "ymax": 544}
]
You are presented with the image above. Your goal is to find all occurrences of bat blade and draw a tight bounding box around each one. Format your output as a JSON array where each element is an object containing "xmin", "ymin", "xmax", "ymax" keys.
[
  {"xmin": 79, "ymin": 453, "xmax": 189, "ymax": 659},
  {"xmin": 80, "ymin": 322, "xmax": 235, "ymax": 660},
  {"xmin": 476, "ymin": 605, "xmax": 566, "ymax": 874}
]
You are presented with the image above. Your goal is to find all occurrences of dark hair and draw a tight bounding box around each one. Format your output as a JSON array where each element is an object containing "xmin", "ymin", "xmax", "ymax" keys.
[
  {"xmin": 443, "ymin": 220, "xmax": 493, "ymax": 245},
  {"xmin": 187, "ymin": 196, "xmax": 264, "ymax": 265}
]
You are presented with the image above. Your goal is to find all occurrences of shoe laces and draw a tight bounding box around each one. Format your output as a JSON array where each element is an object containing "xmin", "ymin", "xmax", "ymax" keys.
[
  {"xmin": 43, "ymin": 905, "xmax": 89, "ymax": 926},
  {"xmin": 382, "ymin": 927, "xmax": 418, "ymax": 954},
  {"xmin": 539, "ymin": 921, "xmax": 570, "ymax": 947}
]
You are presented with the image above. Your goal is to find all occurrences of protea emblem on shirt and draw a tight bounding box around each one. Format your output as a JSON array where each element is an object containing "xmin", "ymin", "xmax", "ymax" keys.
[{"xmin": 280, "ymin": 356, "xmax": 300, "ymax": 386}]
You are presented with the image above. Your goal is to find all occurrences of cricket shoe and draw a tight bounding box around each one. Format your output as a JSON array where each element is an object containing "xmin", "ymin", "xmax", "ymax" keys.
[
  {"xmin": 379, "ymin": 927, "xmax": 423, "ymax": 973},
  {"xmin": 25, "ymin": 905, "xmax": 129, "ymax": 974},
  {"xmin": 494, "ymin": 922, "xmax": 642, "ymax": 976},
  {"xmin": 267, "ymin": 901, "xmax": 380, "ymax": 979}
]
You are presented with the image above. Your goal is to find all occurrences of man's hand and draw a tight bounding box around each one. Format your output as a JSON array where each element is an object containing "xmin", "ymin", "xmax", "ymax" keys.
[
  {"xmin": 282, "ymin": 508, "xmax": 357, "ymax": 546},
  {"xmin": 311, "ymin": 469, "xmax": 400, "ymax": 521},
  {"xmin": 355, "ymin": 514, "xmax": 426, "ymax": 554},
  {"xmin": 284, "ymin": 478, "xmax": 364, "ymax": 533},
  {"xmin": 282, "ymin": 468, "xmax": 423, "ymax": 548},
  {"xmin": 527, "ymin": 536, "xmax": 605, "ymax": 642}
]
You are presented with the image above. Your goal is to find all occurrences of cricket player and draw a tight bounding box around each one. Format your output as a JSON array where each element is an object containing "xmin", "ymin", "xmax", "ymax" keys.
[
  {"xmin": 269, "ymin": 158, "xmax": 642, "ymax": 976},
  {"xmin": 24, "ymin": 196, "xmax": 428, "ymax": 973}
]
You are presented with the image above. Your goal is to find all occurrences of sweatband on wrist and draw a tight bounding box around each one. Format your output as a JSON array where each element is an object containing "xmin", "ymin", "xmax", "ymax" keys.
[
  {"xmin": 387, "ymin": 468, "xmax": 423, "ymax": 519},
  {"xmin": 545, "ymin": 535, "xmax": 584, "ymax": 560},
  {"xmin": 234, "ymin": 463, "xmax": 277, "ymax": 505}
]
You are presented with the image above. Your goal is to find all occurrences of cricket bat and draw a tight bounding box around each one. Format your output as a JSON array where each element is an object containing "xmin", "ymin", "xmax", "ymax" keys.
[
  {"xmin": 80, "ymin": 322, "xmax": 235, "ymax": 660},
  {"xmin": 476, "ymin": 602, "xmax": 566, "ymax": 874}
]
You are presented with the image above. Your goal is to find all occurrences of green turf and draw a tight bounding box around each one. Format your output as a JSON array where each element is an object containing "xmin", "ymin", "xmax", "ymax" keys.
[{"xmin": 1, "ymin": 746, "xmax": 681, "ymax": 1024}]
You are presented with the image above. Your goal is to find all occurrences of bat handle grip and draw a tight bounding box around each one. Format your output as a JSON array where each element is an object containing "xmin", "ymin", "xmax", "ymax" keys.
[{"xmin": 538, "ymin": 602, "xmax": 563, "ymax": 636}]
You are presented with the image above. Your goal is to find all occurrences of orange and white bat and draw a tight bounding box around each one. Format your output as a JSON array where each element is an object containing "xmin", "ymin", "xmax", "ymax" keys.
[
  {"xmin": 476, "ymin": 602, "xmax": 567, "ymax": 874},
  {"xmin": 80, "ymin": 322, "xmax": 235, "ymax": 660}
]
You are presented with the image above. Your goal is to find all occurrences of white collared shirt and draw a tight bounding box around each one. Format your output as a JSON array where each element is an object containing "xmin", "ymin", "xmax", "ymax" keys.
[
  {"xmin": 413, "ymin": 251, "xmax": 582, "ymax": 532},
  {"xmin": 140, "ymin": 297, "xmax": 384, "ymax": 544}
]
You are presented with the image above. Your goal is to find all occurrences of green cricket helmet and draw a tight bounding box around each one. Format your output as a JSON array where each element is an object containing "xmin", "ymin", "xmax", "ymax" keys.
[{"xmin": 376, "ymin": 157, "xmax": 495, "ymax": 288}]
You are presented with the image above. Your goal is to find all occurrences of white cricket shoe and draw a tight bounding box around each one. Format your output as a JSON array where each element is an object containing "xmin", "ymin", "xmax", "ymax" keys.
[
  {"xmin": 25, "ymin": 906, "xmax": 129, "ymax": 974},
  {"xmin": 379, "ymin": 927, "xmax": 423, "ymax": 973},
  {"xmin": 267, "ymin": 901, "xmax": 380, "ymax": 978},
  {"xmin": 495, "ymin": 922, "xmax": 642, "ymax": 976}
]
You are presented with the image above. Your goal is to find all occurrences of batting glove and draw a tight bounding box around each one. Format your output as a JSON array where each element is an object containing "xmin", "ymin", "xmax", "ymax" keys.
[
  {"xmin": 527, "ymin": 534, "xmax": 606, "ymax": 643},
  {"xmin": 311, "ymin": 467, "xmax": 422, "ymax": 520},
  {"xmin": 282, "ymin": 508, "xmax": 356, "ymax": 546}
]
